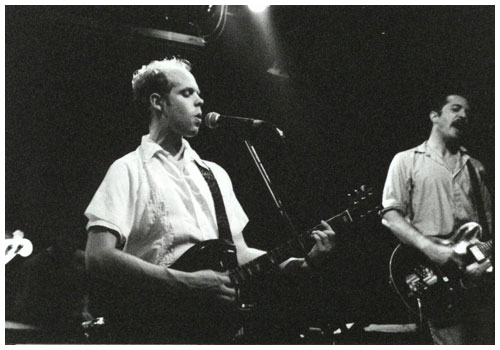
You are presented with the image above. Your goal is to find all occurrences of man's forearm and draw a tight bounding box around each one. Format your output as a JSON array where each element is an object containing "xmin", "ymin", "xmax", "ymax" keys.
[
  {"xmin": 86, "ymin": 238, "xmax": 193, "ymax": 293},
  {"xmin": 381, "ymin": 210, "xmax": 432, "ymax": 251}
]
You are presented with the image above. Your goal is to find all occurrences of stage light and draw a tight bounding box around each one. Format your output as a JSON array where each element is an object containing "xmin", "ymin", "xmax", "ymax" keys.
[{"xmin": 248, "ymin": 5, "xmax": 269, "ymax": 13}]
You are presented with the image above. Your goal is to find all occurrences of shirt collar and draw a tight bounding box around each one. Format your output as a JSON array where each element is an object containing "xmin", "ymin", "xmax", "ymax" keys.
[
  {"xmin": 182, "ymin": 139, "xmax": 208, "ymax": 169},
  {"xmin": 139, "ymin": 135, "xmax": 208, "ymax": 168},
  {"xmin": 415, "ymin": 141, "xmax": 469, "ymax": 155},
  {"xmin": 140, "ymin": 134, "xmax": 164, "ymax": 161}
]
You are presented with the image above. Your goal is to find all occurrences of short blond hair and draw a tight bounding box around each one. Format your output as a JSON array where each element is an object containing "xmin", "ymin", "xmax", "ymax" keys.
[{"xmin": 131, "ymin": 57, "xmax": 192, "ymax": 118}]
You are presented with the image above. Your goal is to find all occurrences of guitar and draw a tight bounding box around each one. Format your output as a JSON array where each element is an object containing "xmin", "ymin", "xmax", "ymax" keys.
[
  {"xmin": 389, "ymin": 222, "xmax": 493, "ymax": 320},
  {"xmin": 5, "ymin": 230, "xmax": 33, "ymax": 265},
  {"xmin": 171, "ymin": 185, "xmax": 379, "ymax": 310}
]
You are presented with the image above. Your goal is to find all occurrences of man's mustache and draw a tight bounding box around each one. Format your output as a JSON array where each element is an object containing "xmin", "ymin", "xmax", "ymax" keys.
[{"xmin": 451, "ymin": 119, "xmax": 468, "ymax": 129}]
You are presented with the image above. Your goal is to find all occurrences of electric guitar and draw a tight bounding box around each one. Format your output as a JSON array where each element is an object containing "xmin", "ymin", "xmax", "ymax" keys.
[
  {"xmin": 389, "ymin": 222, "xmax": 493, "ymax": 320},
  {"xmin": 4, "ymin": 230, "xmax": 33, "ymax": 265},
  {"xmin": 171, "ymin": 185, "xmax": 379, "ymax": 310}
]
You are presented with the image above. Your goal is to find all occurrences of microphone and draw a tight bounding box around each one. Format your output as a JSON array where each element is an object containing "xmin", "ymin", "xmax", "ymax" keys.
[
  {"xmin": 204, "ymin": 112, "xmax": 266, "ymax": 129},
  {"xmin": 204, "ymin": 112, "xmax": 285, "ymax": 138}
]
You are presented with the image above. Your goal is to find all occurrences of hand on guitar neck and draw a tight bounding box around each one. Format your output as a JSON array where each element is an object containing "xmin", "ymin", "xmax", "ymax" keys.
[{"xmin": 304, "ymin": 220, "xmax": 336, "ymax": 268}]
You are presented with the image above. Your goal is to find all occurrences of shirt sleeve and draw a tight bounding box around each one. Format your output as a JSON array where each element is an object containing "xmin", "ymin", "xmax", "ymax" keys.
[
  {"xmin": 84, "ymin": 159, "xmax": 136, "ymax": 244},
  {"xmin": 381, "ymin": 152, "xmax": 412, "ymax": 217}
]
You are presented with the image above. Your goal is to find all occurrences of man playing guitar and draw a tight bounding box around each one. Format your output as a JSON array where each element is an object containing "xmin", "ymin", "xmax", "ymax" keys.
[
  {"xmin": 84, "ymin": 57, "xmax": 335, "ymax": 344},
  {"xmin": 380, "ymin": 92, "xmax": 493, "ymax": 344}
]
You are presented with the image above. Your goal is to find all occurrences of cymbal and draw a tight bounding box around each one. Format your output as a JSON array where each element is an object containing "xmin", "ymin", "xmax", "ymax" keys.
[{"xmin": 5, "ymin": 321, "xmax": 39, "ymax": 330}]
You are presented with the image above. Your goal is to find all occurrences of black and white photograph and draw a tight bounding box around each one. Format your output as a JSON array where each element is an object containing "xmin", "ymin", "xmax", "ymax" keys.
[{"xmin": 4, "ymin": 4, "xmax": 495, "ymax": 345}]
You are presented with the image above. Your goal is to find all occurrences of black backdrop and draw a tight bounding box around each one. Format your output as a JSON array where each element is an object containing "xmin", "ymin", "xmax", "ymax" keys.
[{"xmin": 5, "ymin": 5, "xmax": 495, "ymax": 325}]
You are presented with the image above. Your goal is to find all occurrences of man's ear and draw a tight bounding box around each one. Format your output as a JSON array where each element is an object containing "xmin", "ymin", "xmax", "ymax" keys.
[
  {"xmin": 149, "ymin": 93, "xmax": 164, "ymax": 113},
  {"xmin": 429, "ymin": 111, "xmax": 439, "ymax": 123}
]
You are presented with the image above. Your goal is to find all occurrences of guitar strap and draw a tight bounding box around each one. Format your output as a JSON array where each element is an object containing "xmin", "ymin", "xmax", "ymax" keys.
[
  {"xmin": 466, "ymin": 160, "xmax": 490, "ymax": 239},
  {"xmin": 196, "ymin": 162, "xmax": 234, "ymax": 243}
]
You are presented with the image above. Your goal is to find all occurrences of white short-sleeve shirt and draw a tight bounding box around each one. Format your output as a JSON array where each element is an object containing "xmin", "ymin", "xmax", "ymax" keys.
[{"xmin": 85, "ymin": 135, "xmax": 249, "ymax": 266}]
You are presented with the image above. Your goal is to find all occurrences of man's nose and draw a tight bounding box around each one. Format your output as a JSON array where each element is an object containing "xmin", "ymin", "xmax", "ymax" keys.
[{"xmin": 196, "ymin": 95, "xmax": 204, "ymax": 106}]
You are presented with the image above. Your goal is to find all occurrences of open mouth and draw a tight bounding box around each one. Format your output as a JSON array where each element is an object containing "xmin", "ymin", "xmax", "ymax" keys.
[{"xmin": 451, "ymin": 120, "xmax": 467, "ymax": 131}]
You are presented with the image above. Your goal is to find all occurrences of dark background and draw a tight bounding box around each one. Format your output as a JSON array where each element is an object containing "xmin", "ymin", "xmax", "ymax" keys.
[{"xmin": 5, "ymin": 5, "xmax": 495, "ymax": 328}]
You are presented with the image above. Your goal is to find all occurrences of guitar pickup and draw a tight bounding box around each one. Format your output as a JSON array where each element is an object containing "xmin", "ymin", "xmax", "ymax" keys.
[
  {"xmin": 406, "ymin": 267, "xmax": 438, "ymax": 294},
  {"xmin": 422, "ymin": 271, "xmax": 438, "ymax": 286}
]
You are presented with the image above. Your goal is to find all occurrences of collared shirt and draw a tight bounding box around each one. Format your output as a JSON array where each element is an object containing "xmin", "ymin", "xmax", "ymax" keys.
[
  {"xmin": 85, "ymin": 135, "xmax": 248, "ymax": 266},
  {"xmin": 382, "ymin": 141, "xmax": 492, "ymax": 237}
]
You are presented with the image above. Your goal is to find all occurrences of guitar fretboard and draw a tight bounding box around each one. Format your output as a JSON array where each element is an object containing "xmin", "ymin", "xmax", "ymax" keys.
[
  {"xmin": 230, "ymin": 210, "xmax": 353, "ymax": 285},
  {"xmin": 478, "ymin": 240, "xmax": 493, "ymax": 256}
]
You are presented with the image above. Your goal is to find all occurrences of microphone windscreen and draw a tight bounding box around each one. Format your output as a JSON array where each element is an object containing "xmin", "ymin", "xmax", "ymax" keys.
[{"xmin": 205, "ymin": 112, "xmax": 220, "ymax": 129}]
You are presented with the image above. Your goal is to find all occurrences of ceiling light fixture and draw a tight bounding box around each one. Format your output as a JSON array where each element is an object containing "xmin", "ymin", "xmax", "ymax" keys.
[{"xmin": 248, "ymin": 5, "xmax": 269, "ymax": 13}]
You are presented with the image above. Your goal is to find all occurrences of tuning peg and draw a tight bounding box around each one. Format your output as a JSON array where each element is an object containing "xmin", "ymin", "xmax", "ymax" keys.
[{"xmin": 13, "ymin": 230, "xmax": 25, "ymax": 239}]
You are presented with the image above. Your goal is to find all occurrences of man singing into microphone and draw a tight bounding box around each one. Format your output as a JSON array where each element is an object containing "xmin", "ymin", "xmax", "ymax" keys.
[{"xmin": 84, "ymin": 57, "xmax": 335, "ymax": 344}]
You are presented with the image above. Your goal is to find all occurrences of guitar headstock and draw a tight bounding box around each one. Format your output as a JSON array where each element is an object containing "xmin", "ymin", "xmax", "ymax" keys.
[
  {"xmin": 347, "ymin": 185, "xmax": 380, "ymax": 222},
  {"xmin": 4, "ymin": 230, "xmax": 33, "ymax": 265}
]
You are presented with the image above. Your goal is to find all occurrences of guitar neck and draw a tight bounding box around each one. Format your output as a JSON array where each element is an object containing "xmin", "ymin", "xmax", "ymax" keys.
[
  {"xmin": 230, "ymin": 209, "xmax": 353, "ymax": 285},
  {"xmin": 478, "ymin": 240, "xmax": 493, "ymax": 257}
]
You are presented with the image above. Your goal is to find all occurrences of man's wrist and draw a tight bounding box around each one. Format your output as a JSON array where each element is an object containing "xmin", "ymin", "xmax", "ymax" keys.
[{"xmin": 304, "ymin": 254, "xmax": 320, "ymax": 270}]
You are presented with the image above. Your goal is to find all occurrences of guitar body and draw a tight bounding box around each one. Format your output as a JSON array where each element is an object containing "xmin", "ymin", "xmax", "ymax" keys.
[
  {"xmin": 390, "ymin": 243, "xmax": 463, "ymax": 320},
  {"xmin": 170, "ymin": 239, "xmax": 238, "ymax": 273},
  {"xmin": 170, "ymin": 239, "xmax": 272, "ymax": 311},
  {"xmin": 88, "ymin": 186, "xmax": 377, "ymax": 343},
  {"xmin": 389, "ymin": 222, "xmax": 493, "ymax": 321}
]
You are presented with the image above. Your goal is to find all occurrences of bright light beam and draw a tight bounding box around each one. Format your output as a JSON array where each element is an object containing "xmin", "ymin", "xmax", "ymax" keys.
[{"xmin": 248, "ymin": 5, "xmax": 269, "ymax": 13}]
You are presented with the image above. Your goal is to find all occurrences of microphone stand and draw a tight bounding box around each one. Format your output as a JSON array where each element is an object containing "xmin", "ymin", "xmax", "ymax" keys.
[{"xmin": 243, "ymin": 137, "xmax": 298, "ymax": 237}]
